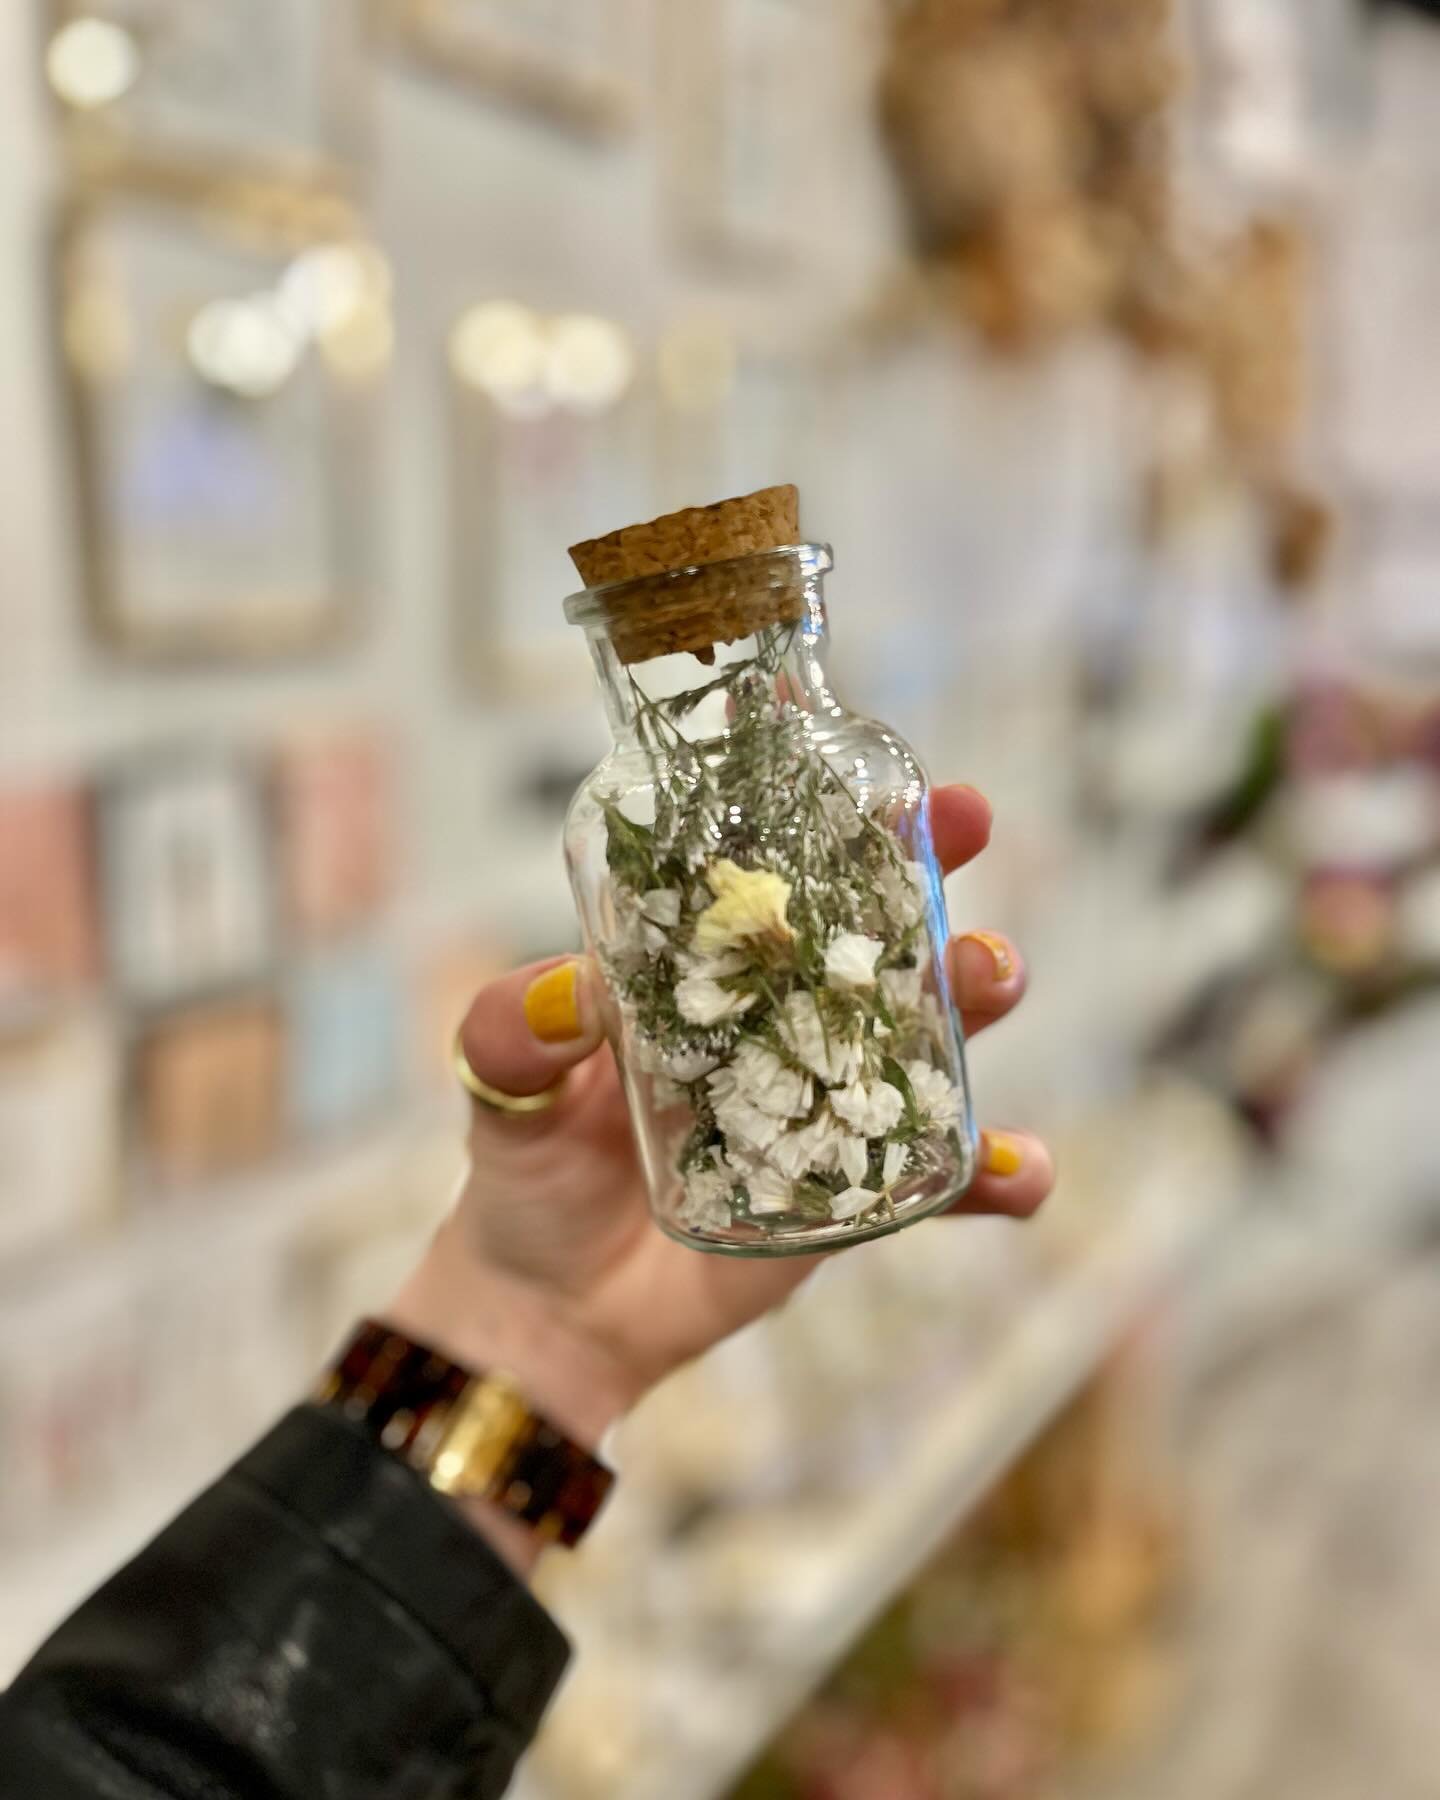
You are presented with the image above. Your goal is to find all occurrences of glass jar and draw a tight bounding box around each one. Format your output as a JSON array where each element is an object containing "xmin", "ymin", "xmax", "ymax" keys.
[{"xmin": 563, "ymin": 541, "xmax": 978, "ymax": 1255}]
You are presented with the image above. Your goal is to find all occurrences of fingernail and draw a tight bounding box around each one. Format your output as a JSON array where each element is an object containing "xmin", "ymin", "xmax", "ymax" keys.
[
  {"xmin": 963, "ymin": 930, "xmax": 1015, "ymax": 982},
  {"xmin": 524, "ymin": 962, "xmax": 583, "ymax": 1043},
  {"xmin": 983, "ymin": 1131, "xmax": 1025, "ymax": 1178}
]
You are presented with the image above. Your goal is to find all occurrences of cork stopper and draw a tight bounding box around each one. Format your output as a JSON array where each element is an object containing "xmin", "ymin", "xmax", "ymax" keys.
[{"xmin": 568, "ymin": 485, "xmax": 806, "ymax": 664}]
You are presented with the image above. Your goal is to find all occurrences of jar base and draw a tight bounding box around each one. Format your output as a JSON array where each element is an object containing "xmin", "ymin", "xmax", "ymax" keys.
[{"xmin": 658, "ymin": 1153, "xmax": 977, "ymax": 1259}]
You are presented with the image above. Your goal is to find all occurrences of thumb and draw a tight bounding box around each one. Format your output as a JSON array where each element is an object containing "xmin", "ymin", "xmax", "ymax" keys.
[{"xmin": 458, "ymin": 955, "xmax": 607, "ymax": 1101}]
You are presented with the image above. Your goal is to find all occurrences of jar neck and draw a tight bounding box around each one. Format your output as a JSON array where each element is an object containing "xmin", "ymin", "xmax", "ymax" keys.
[{"xmin": 568, "ymin": 546, "xmax": 838, "ymax": 744}]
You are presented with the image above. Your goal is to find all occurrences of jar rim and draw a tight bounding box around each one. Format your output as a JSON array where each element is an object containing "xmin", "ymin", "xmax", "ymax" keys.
[{"xmin": 562, "ymin": 540, "xmax": 833, "ymax": 630}]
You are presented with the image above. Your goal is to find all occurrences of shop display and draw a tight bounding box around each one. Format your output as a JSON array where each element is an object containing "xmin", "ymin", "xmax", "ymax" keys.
[
  {"xmin": 43, "ymin": 0, "xmax": 371, "ymax": 193},
  {"xmin": 1153, "ymin": 668, "xmax": 1440, "ymax": 1141},
  {"xmin": 1351, "ymin": 490, "xmax": 1440, "ymax": 657},
  {"xmin": 388, "ymin": 0, "xmax": 638, "ymax": 136},
  {"xmin": 99, "ymin": 751, "xmax": 273, "ymax": 1006},
  {"xmin": 730, "ymin": 1350, "xmax": 1182, "ymax": 1800},
  {"xmin": 9, "ymin": 6, "xmax": 1438, "ymax": 1788},
  {"xmin": 274, "ymin": 728, "xmax": 393, "ymax": 939},
  {"xmin": 285, "ymin": 941, "xmax": 402, "ymax": 1139},
  {"xmin": 57, "ymin": 194, "xmax": 380, "ymax": 657},
  {"xmin": 133, "ymin": 993, "xmax": 284, "ymax": 1186},
  {"xmin": 0, "ymin": 784, "xmax": 99, "ymax": 1009},
  {"xmin": 564, "ymin": 487, "xmax": 977, "ymax": 1252},
  {"xmin": 0, "ymin": 1011, "xmax": 119, "ymax": 1264},
  {"xmin": 879, "ymin": 0, "xmax": 1176, "ymax": 353},
  {"xmin": 877, "ymin": 0, "xmax": 1332, "ymax": 596}
]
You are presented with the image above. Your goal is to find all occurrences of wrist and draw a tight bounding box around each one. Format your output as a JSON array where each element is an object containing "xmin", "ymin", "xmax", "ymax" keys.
[{"xmin": 382, "ymin": 1218, "xmax": 643, "ymax": 1457}]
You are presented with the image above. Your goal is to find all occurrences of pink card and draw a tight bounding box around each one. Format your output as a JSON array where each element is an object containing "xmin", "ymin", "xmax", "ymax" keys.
[
  {"xmin": 276, "ymin": 731, "xmax": 393, "ymax": 938},
  {"xmin": 0, "ymin": 787, "xmax": 98, "ymax": 1002}
]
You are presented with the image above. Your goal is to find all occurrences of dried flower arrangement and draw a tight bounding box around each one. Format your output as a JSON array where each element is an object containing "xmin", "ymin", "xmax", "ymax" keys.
[
  {"xmin": 876, "ymin": 0, "xmax": 1332, "ymax": 593},
  {"xmin": 594, "ymin": 626, "xmax": 966, "ymax": 1239}
]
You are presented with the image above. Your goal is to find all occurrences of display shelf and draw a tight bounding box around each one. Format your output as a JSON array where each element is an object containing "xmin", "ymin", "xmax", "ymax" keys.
[
  {"xmin": 0, "ymin": 1094, "xmax": 461, "ymax": 1311},
  {"xmin": 521, "ymin": 1085, "xmax": 1243, "ymax": 1800}
]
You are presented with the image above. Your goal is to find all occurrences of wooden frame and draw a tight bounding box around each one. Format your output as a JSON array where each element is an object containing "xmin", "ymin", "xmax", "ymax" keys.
[
  {"xmin": 42, "ymin": 0, "xmax": 372, "ymax": 197},
  {"xmin": 388, "ymin": 0, "xmax": 638, "ymax": 138},
  {"xmin": 54, "ymin": 189, "xmax": 379, "ymax": 661}
]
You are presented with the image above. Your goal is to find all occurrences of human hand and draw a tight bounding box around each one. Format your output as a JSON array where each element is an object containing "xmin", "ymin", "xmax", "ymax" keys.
[{"xmin": 386, "ymin": 784, "xmax": 1054, "ymax": 1542}]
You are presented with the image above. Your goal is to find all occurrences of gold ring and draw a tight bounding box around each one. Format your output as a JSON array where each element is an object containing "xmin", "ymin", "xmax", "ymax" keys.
[{"xmin": 452, "ymin": 1029, "xmax": 567, "ymax": 1115}]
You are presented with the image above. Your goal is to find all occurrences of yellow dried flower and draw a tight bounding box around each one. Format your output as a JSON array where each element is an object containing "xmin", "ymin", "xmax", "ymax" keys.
[{"xmin": 695, "ymin": 859, "xmax": 795, "ymax": 953}]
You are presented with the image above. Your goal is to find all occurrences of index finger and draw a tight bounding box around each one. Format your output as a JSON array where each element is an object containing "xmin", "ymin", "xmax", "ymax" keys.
[{"xmin": 931, "ymin": 784, "xmax": 992, "ymax": 875}]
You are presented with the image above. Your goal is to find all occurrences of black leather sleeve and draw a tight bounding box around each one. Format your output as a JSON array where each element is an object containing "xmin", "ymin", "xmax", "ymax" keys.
[{"xmin": 0, "ymin": 1404, "xmax": 571, "ymax": 1800}]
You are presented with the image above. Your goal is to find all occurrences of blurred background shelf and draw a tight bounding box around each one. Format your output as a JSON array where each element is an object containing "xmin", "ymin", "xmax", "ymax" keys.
[
  {"xmin": 6, "ymin": 0, "xmax": 1440, "ymax": 1794},
  {"xmin": 520, "ymin": 1082, "xmax": 1246, "ymax": 1800}
]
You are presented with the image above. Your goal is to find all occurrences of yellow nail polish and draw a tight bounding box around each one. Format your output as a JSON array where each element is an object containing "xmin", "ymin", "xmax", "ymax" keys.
[
  {"xmin": 983, "ymin": 1131, "xmax": 1024, "ymax": 1178},
  {"xmin": 965, "ymin": 930, "xmax": 1015, "ymax": 982},
  {"xmin": 524, "ymin": 962, "xmax": 582, "ymax": 1043}
]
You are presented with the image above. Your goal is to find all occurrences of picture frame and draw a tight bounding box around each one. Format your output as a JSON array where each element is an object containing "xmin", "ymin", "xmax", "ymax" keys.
[
  {"xmin": 99, "ymin": 749, "xmax": 275, "ymax": 1008},
  {"xmin": 55, "ymin": 191, "xmax": 382, "ymax": 661},
  {"xmin": 285, "ymin": 941, "xmax": 402, "ymax": 1140},
  {"xmin": 659, "ymin": 0, "xmax": 848, "ymax": 264},
  {"xmin": 133, "ymin": 992, "xmax": 285, "ymax": 1187},
  {"xmin": 0, "ymin": 783, "xmax": 100, "ymax": 1013},
  {"xmin": 273, "ymin": 728, "xmax": 393, "ymax": 940},
  {"xmin": 387, "ymin": 0, "xmax": 639, "ymax": 138},
  {"xmin": 42, "ymin": 0, "xmax": 372, "ymax": 198},
  {"xmin": 447, "ymin": 311, "xmax": 653, "ymax": 702}
]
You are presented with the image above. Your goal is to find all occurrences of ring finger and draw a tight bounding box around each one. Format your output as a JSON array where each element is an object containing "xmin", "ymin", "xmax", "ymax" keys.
[{"xmin": 948, "ymin": 929, "xmax": 1027, "ymax": 1039}]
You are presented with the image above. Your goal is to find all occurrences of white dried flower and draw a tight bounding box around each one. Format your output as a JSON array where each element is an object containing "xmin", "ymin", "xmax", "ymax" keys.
[
  {"xmin": 880, "ymin": 966, "xmax": 924, "ymax": 1015},
  {"xmin": 712, "ymin": 1091, "xmax": 786, "ymax": 1156},
  {"xmin": 613, "ymin": 906, "xmax": 667, "ymax": 957},
  {"xmin": 905, "ymin": 1058, "xmax": 962, "ymax": 1127},
  {"xmin": 829, "ymin": 1077, "xmax": 905, "ymax": 1138},
  {"xmin": 651, "ymin": 1074, "xmax": 688, "ymax": 1109},
  {"xmin": 836, "ymin": 1130, "xmax": 869, "ymax": 1187},
  {"xmin": 730, "ymin": 1040, "xmax": 812, "ymax": 1119},
  {"xmin": 765, "ymin": 1120, "xmax": 828, "ymax": 1181},
  {"xmin": 676, "ymin": 973, "xmax": 755, "ymax": 1027},
  {"xmin": 778, "ymin": 991, "xmax": 863, "ymax": 1086},
  {"xmin": 883, "ymin": 1141, "xmax": 909, "ymax": 1187},
  {"xmin": 878, "ymin": 858, "xmax": 930, "ymax": 928},
  {"xmin": 745, "ymin": 1163, "xmax": 793, "ymax": 1216},
  {"xmin": 678, "ymin": 1166, "xmax": 732, "ymax": 1232},
  {"xmin": 831, "ymin": 1186, "xmax": 880, "ymax": 1221},
  {"xmin": 820, "ymin": 790, "xmax": 865, "ymax": 840},
  {"xmin": 824, "ymin": 932, "xmax": 884, "ymax": 991},
  {"xmin": 662, "ymin": 1044, "xmax": 721, "ymax": 1081},
  {"xmin": 640, "ymin": 888, "xmax": 682, "ymax": 929},
  {"xmin": 765, "ymin": 1129, "xmax": 811, "ymax": 1182},
  {"xmin": 675, "ymin": 948, "xmax": 749, "ymax": 978},
  {"xmin": 630, "ymin": 1032, "xmax": 722, "ymax": 1082}
]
